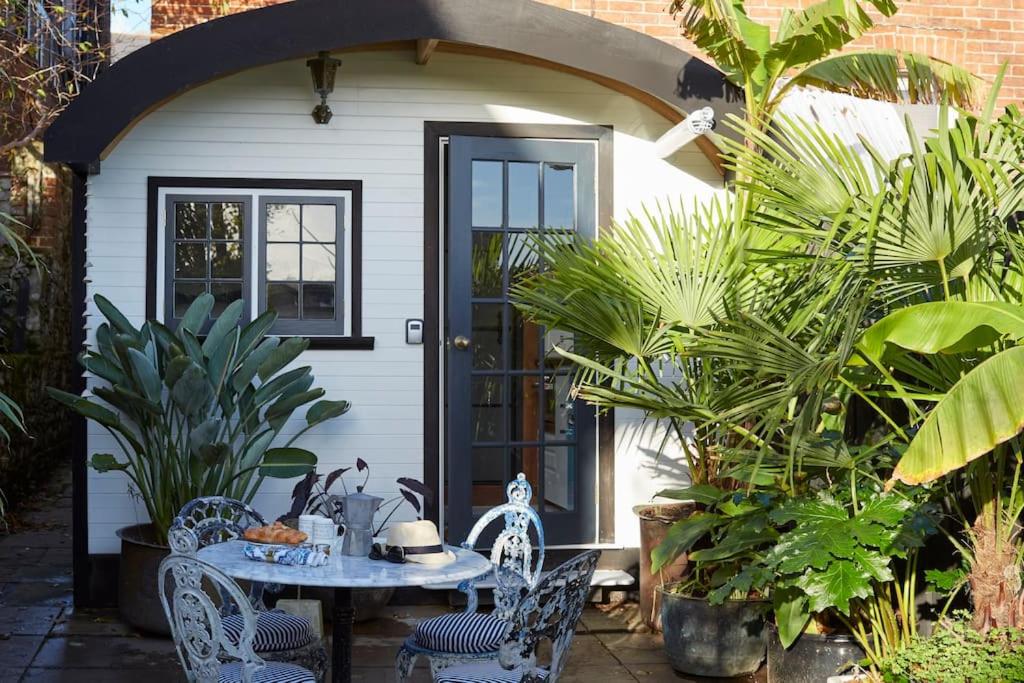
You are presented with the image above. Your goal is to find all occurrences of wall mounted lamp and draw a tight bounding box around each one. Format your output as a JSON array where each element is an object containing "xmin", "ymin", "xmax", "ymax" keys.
[{"xmin": 307, "ymin": 51, "xmax": 342, "ymax": 124}]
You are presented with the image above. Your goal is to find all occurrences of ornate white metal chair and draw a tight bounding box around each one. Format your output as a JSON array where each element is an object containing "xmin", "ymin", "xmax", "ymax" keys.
[
  {"xmin": 432, "ymin": 549, "xmax": 601, "ymax": 683},
  {"xmin": 172, "ymin": 497, "xmax": 328, "ymax": 681},
  {"xmin": 396, "ymin": 473, "xmax": 546, "ymax": 680},
  {"xmin": 159, "ymin": 527, "xmax": 318, "ymax": 683}
]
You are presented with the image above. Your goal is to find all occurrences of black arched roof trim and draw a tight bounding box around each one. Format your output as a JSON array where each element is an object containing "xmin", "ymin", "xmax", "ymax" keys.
[{"xmin": 43, "ymin": 0, "xmax": 742, "ymax": 168}]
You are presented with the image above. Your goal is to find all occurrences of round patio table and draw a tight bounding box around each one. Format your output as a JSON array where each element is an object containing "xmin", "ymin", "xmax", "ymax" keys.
[{"xmin": 198, "ymin": 540, "xmax": 491, "ymax": 683}]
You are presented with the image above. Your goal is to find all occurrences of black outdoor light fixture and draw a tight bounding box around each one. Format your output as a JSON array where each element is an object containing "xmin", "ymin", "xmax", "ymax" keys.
[{"xmin": 307, "ymin": 51, "xmax": 342, "ymax": 124}]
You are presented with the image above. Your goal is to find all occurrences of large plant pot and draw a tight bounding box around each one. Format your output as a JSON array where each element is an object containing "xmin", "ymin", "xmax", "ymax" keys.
[
  {"xmin": 659, "ymin": 588, "xmax": 767, "ymax": 677},
  {"xmin": 634, "ymin": 503, "xmax": 693, "ymax": 631},
  {"xmin": 767, "ymin": 625, "xmax": 866, "ymax": 683},
  {"xmin": 116, "ymin": 523, "xmax": 171, "ymax": 635}
]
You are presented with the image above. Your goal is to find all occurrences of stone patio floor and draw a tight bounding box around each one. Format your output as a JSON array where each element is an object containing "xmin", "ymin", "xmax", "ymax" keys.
[{"xmin": 0, "ymin": 464, "xmax": 764, "ymax": 682}]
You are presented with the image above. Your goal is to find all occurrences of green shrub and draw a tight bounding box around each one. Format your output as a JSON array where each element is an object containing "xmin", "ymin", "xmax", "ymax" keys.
[{"xmin": 881, "ymin": 614, "xmax": 1024, "ymax": 683}]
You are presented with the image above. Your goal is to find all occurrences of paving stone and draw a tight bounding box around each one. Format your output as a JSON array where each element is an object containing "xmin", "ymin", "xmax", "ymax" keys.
[
  {"xmin": 30, "ymin": 636, "xmax": 178, "ymax": 670},
  {"xmin": 0, "ymin": 578, "xmax": 72, "ymax": 607},
  {"xmin": 0, "ymin": 606, "xmax": 63, "ymax": 636},
  {"xmin": 581, "ymin": 602, "xmax": 651, "ymax": 634},
  {"xmin": 20, "ymin": 668, "xmax": 183, "ymax": 682},
  {"xmin": 595, "ymin": 631, "xmax": 668, "ymax": 665},
  {"xmin": 625, "ymin": 662, "xmax": 766, "ymax": 682},
  {"xmin": 0, "ymin": 633, "xmax": 45, "ymax": 672},
  {"xmin": 50, "ymin": 608, "xmax": 141, "ymax": 638}
]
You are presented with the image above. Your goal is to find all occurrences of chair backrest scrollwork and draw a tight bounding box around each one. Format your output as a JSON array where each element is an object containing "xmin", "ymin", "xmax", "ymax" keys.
[
  {"xmin": 461, "ymin": 473, "xmax": 546, "ymax": 619},
  {"xmin": 159, "ymin": 527, "xmax": 265, "ymax": 683},
  {"xmin": 173, "ymin": 496, "xmax": 268, "ymax": 548},
  {"xmin": 499, "ymin": 549, "xmax": 600, "ymax": 683}
]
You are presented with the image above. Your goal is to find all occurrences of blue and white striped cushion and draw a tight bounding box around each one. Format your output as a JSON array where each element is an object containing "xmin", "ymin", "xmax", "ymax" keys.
[
  {"xmin": 222, "ymin": 609, "xmax": 315, "ymax": 652},
  {"xmin": 435, "ymin": 662, "xmax": 550, "ymax": 683},
  {"xmin": 414, "ymin": 612, "xmax": 509, "ymax": 654},
  {"xmin": 218, "ymin": 661, "xmax": 315, "ymax": 682}
]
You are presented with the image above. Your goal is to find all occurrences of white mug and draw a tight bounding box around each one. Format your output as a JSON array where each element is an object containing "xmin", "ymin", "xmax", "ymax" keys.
[
  {"xmin": 311, "ymin": 516, "xmax": 337, "ymax": 548},
  {"xmin": 298, "ymin": 515, "xmax": 319, "ymax": 542}
]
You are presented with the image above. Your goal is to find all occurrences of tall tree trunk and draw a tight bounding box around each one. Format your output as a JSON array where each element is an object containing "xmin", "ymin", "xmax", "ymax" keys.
[{"xmin": 968, "ymin": 515, "xmax": 1023, "ymax": 631}]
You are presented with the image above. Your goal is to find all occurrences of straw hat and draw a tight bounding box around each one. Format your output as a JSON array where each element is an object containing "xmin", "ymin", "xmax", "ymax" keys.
[{"xmin": 384, "ymin": 520, "xmax": 455, "ymax": 565}]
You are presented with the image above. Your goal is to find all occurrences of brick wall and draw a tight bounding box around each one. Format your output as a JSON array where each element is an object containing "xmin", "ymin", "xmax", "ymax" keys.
[{"xmin": 149, "ymin": 0, "xmax": 1024, "ymax": 107}]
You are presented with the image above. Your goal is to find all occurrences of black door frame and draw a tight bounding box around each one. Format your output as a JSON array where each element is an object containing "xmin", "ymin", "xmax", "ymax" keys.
[{"xmin": 423, "ymin": 121, "xmax": 616, "ymax": 545}]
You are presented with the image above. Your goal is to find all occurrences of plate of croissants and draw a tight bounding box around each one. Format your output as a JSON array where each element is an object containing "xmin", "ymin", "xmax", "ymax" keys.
[{"xmin": 242, "ymin": 522, "xmax": 308, "ymax": 546}]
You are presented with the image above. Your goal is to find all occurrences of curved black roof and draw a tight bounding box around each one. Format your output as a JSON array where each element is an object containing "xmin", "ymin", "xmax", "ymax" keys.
[{"xmin": 43, "ymin": 0, "xmax": 741, "ymax": 168}]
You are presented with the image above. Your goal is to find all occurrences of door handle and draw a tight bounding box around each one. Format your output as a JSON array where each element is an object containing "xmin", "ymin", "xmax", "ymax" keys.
[{"xmin": 453, "ymin": 335, "xmax": 472, "ymax": 350}]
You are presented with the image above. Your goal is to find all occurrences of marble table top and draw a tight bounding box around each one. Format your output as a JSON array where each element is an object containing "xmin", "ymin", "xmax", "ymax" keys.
[{"xmin": 197, "ymin": 540, "xmax": 492, "ymax": 588}]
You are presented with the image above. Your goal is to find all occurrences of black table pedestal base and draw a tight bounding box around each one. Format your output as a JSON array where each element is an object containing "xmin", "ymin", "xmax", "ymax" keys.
[{"xmin": 332, "ymin": 586, "xmax": 354, "ymax": 683}]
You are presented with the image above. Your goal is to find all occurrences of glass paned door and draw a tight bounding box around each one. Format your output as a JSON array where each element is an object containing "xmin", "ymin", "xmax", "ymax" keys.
[{"xmin": 447, "ymin": 136, "xmax": 597, "ymax": 545}]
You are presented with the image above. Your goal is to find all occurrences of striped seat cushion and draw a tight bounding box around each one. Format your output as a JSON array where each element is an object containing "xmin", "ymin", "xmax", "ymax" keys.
[
  {"xmin": 222, "ymin": 609, "xmax": 315, "ymax": 652},
  {"xmin": 413, "ymin": 612, "xmax": 509, "ymax": 654},
  {"xmin": 435, "ymin": 662, "xmax": 550, "ymax": 683},
  {"xmin": 218, "ymin": 661, "xmax": 315, "ymax": 682}
]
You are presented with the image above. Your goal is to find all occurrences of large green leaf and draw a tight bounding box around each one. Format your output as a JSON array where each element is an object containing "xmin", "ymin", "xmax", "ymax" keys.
[
  {"xmin": 90, "ymin": 453, "xmax": 129, "ymax": 473},
  {"xmin": 306, "ymin": 399, "xmax": 351, "ymax": 426},
  {"xmin": 858, "ymin": 301, "xmax": 1024, "ymax": 362},
  {"xmin": 773, "ymin": 590, "xmax": 811, "ymax": 649},
  {"xmin": 201, "ymin": 300, "xmax": 245, "ymax": 358},
  {"xmin": 47, "ymin": 389, "xmax": 121, "ymax": 429},
  {"xmin": 891, "ymin": 345, "xmax": 1024, "ymax": 485},
  {"xmin": 651, "ymin": 512, "xmax": 721, "ymax": 573},
  {"xmin": 258, "ymin": 337, "xmax": 309, "ymax": 381},
  {"xmin": 259, "ymin": 447, "xmax": 318, "ymax": 479},
  {"xmin": 179, "ymin": 293, "xmax": 214, "ymax": 335},
  {"xmin": 126, "ymin": 348, "xmax": 163, "ymax": 403},
  {"xmin": 94, "ymin": 294, "xmax": 139, "ymax": 338}
]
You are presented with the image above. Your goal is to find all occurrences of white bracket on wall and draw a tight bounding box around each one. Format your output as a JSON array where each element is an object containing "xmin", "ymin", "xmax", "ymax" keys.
[{"xmin": 654, "ymin": 106, "xmax": 716, "ymax": 159}]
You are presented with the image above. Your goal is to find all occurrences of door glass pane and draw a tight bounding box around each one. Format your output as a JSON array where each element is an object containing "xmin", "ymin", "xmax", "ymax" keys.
[
  {"xmin": 471, "ymin": 232, "xmax": 504, "ymax": 298},
  {"xmin": 510, "ymin": 307, "xmax": 540, "ymax": 371},
  {"xmin": 543, "ymin": 163, "xmax": 575, "ymax": 230},
  {"xmin": 471, "ymin": 447, "xmax": 507, "ymax": 511},
  {"xmin": 507, "ymin": 233, "xmax": 539, "ymax": 284},
  {"xmin": 211, "ymin": 242, "xmax": 243, "ymax": 279},
  {"xmin": 472, "ymin": 160, "xmax": 503, "ymax": 227},
  {"xmin": 174, "ymin": 202, "xmax": 208, "ymax": 239},
  {"xmin": 471, "ymin": 376, "xmax": 505, "ymax": 443},
  {"xmin": 267, "ymin": 244, "xmax": 300, "ymax": 281},
  {"xmin": 545, "ymin": 373, "xmax": 576, "ymax": 441},
  {"xmin": 267, "ymin": 283, "xmax": 299, "ymax": 319},
  {"xmin": 211, "ymin": 282, "xmax": 242, "ymax": 318},
  {"xmin": 543, "ymin": 445, "xmax": 575, "ymax": 511},
  {"xmin": 510, "ymin": 375, "xmax": 543, "ymax": 443},
  {"xmin": 174, "ymin": 282, "xmax": 207, "ymax": 318},
  {"xmin": 510, "ymin": 447, "xmax": 542, "ymax": 510},
  {"xmin": 175, "ymin": 243, "xmax": 207, "ymax": 279},
  {"xmin": 303, "ymin": 283, "xmax": 335, "ymax": 320},
  {"xmin": 302, "ymin": 205, "xmax": 336, "ymax": 242},
  {"xmin": 211, "ymin": 203, "xmax": 243, "ymax": 240},
  {"xmin": 508, "ymin": 162, "xmax": 539, "ymax": 229},
  {"xmin": 472, "ymin": 303, "xmax": 503, "ymax": 370},
  {"xmin": 544, "ymin": 328, "xmax": 574, "ymax": 370},
  {"xmin": 302, "ymin": 243, "xmax": 336, "ymax": 282},
  {"xmin": 266, "ymin": 204, "xmax": 301, "ymax": 241}
]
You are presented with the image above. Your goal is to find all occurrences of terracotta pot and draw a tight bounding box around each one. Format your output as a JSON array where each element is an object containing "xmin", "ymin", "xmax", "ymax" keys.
[
  {"xmin": 116, "ymin": 523, "xmax": 171, "ymax": 635},
  {"xmin": 634, "ymin": 502, "xmax": 694, "ymax": 630},
  {"xmin": 659, "ymin": 588, "xmax": 768, "ymax": 677}
]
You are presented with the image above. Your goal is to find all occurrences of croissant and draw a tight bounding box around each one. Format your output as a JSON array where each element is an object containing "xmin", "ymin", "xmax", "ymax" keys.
[{"xmin": 243, "ymin": 522, "xmax": 308, "ymax": 545}]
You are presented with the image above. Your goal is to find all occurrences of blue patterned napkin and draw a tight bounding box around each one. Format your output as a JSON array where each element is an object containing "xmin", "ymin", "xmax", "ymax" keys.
[{"xmin": 242, "ymin": 542, "xmax": 329, "ymax": 567}]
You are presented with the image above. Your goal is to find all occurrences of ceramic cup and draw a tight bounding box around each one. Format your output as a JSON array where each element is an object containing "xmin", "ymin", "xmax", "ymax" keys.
[
  {"xmin": 311, "ymin": 516, "xmax": 337, "ymax": 549},
  {"xmin": 298, "ymin": 515, "xmax": 319, "ymax": 541}
]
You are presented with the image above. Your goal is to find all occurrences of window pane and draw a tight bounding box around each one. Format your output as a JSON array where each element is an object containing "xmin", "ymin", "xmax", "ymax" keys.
[
  {"xmin": 302, "ymin": 283, "xmax": 335, "ymax": 320},
  {"xmin": 471, "ymin": 232, "xmax": 503, "ymax": 298},
  {"xmin": 266, "ymin": 203, "xmax": 301, "ymax": 241},
  {"xmin": 543, "ymin": 163, "xmax": 575, "ymax": 229},
  {"xmin": 508, "ymin": 162, "xmax": 539, "ymax": 229},
  {"xmin": 302, "ymin": 243, "xmax": 336, "ymax": 282},
  {"xmin": 211, "ymin": 282, "xmax": 242, "ymax": 318},
  {"xmin": 211, "ymin": 203, "xmax": 243, "ymax": 240},
  {"xmin": 507, "ymin": 233, "xmax": 539, "ymax": 284},
  {"xmin": 472, "ymin": 302, "xmax": 503, "ymax": 370},
  {"xmin": 174, "ymin": 202, "xmax": 208, "ymax": 239},
  {"xmin": 510, "ymin": 375, "xmax": 543, "ymax": 442},
  {"xmin": 267, "ymin": 283, "xmax": 299, "ymax": 319},
  {"xmin": 472, "ymin": 160, "xmax": 503, "ymax": 228},
  {"xmin": 472, "ymin": 447, "xmax": 507, "ymax": 490},
  {"xmin": 175, "ymin": 243, "xmax": 207, "ymax": 279},
  {"xmin": 174, "ymin": 282, "xmax": 207, "ymax": 318},
  {"xmin": 211, "ymin": 242, "xmax": 243, "ymax": 279},
  {"xmin": 302, "ymin": 205, "xmax": 336, "ymax": 243},
  {"xmin": 472, "ymin": 376, "xmax": 505, "ymax": 442},
  {"xmin": 267, "ymin": 244, "xmax": 300, "ymax": 281},
  {"xmin": 546, "ymin": 373, "xmax": 576, "ymax": 441},
  {"xmin": 542, "ymin": 445, "xmax": 575, "ymax": 511},
  {"xmin": 510, "ymin": 306, "xmax": 541, "ymax": 371}
]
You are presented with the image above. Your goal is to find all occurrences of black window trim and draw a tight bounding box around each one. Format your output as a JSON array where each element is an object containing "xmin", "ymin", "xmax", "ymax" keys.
[{"xmin": 147, "ymin": 176, "xmax": 373, "ymax": 350}]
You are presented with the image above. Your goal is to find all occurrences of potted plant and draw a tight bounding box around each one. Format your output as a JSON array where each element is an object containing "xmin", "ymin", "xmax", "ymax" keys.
[
  {"xmin": 49, "ymin": 293, "xmax": 350, "ymax": 633},
  {"xmin": 281, "ymin": 459, "xmax": 433, "ymax": 621}
]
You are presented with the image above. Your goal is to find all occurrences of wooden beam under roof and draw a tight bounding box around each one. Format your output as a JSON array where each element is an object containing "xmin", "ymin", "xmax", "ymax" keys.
[{"xmin": 416, "ymin": 38, "xmax": 439, "ymax": 65}]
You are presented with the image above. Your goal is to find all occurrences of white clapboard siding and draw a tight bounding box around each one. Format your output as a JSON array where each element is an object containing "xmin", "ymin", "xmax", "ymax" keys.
[{"xmin": 83, "ymin": 50, "xmax": 722, "ymax": 554}]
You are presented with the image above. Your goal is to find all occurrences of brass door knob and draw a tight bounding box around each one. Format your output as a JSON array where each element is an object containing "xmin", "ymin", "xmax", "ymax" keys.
[{"xmin": 453, "ymin": 335, "xmax": 472, "ymax": 350}]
